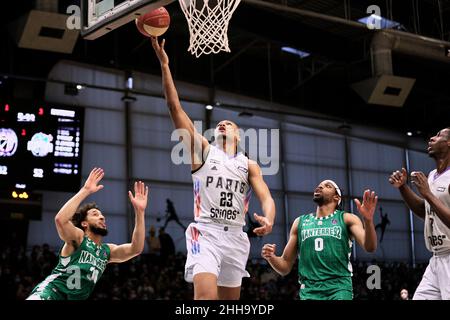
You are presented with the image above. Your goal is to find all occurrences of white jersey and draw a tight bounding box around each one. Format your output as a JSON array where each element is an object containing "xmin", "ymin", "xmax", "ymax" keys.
[
  {"xmin": 192, "ymin": 145, "xmax": 251, "ymax": 227},
  {"xmin": 424, "ymin": 168, "xmax": 450, "ymax": 254}
]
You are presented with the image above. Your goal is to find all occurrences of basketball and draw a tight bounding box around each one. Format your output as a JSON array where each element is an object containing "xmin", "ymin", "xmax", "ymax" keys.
[{"xmin": 135, "ymin": 7, "xmax": 170, "ymax": 37}]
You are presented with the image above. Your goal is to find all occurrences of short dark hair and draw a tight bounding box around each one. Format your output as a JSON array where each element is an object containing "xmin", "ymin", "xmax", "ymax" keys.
[
  {"xmin": 72, "ymin": 202, "xmax": 98, "ymax": 231},
  {"xmin": 446, "ymin": 127, "xmax": 450, "ymax": 138}
]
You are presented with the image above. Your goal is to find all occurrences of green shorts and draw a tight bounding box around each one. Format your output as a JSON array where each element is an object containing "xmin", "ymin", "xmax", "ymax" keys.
[
  {"xmin": 299, "ymin": 277, "xmax": 353, "ymax": 300},
  {"xmin": 27, "ymin": 283, "xmax": 65, "ymax": 300}
]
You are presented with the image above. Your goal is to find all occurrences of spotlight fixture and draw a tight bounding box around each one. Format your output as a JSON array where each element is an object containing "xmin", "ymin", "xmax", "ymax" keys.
[
  {"xmin": 126, "ymin": 76, "xmax": 133, "ymax": 90},
  {"xmin": 445, "ymin": 47, "xmax": 450, "ymax": 58}
]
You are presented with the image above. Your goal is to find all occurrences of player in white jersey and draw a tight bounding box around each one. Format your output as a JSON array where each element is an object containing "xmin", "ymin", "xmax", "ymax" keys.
[
  {"xmin": 389, "ymin": 127, "xmax": 450, "ymax": 299},
  {"xmin": 151, "ymin": 37, "xmax": 276, "ymax": 300}
]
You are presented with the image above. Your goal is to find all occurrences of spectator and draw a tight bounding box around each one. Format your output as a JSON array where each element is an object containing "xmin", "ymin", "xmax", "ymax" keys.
[
  {"xmin": 400, "ymin": 288, "xmax": 410, "ymax": 300},
  {"xmin": 41, "ymin": 244, "xmax": 57, "ymax": 265},
  {"xmin": 41, "ymin": 244, "xmax": 57, "ymax": 275},
  {"xmin": 158, "ymin": 227, "xmax": 175, "ymax": 260},
  {"xmin": 146, "ymin": 225, "xmax": 161, "ymax": 256}
]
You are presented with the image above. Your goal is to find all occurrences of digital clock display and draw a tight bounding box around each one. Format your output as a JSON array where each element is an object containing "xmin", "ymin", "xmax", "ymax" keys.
[{"xmin": 0, "ymin": 101, "xmax": 84, "ymax": 192}]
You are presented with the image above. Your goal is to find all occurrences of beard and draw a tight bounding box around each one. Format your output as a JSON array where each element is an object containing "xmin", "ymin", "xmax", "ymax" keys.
[
  {"xmin": 313, "ymin": 195, "xmax": 324, "ymax": 206},
  {"xmin": 90, "ymin": 226, "xmax": 108, "ymax": 236}
]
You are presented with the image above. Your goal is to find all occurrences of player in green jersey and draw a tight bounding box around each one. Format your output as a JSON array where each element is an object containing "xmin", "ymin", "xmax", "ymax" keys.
[
  {"xmin": 26, "ymin": 167, "xmax": 149, "ymax": 300},
  {"xmin": 261, "ymin": 180, "xmax": 378, "ymax": 300}
]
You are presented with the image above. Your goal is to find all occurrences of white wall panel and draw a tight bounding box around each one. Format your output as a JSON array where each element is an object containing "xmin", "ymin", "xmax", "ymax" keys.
[
  {"xmin": 131, "ymin": 95, "xmax": 205, "ymax": 120},
  {"xmin": 283, "ymin": 132, "xmax": 345, "ymax": 167},
  {"xmin": 101, "ymin": 215, "xmax": 128, "ymax": 246},
  {"xmin": 351, "ymin": 170, "xmax": 401, "ymax": 200},
  {"xmin": 355, "ymin": 230, "xmax": 410, "ymax": 262},
  {"xmin": 131, "ymin": 113, "xmax": 175, "ymax": 148},
  {"xmin": 285, "ymin": 163, "xmax": 347, "ymax": 193},
  {"xmin": 132, "ymin": 147, "xmax": 192, "ymax": 183},
  {"xmin": 46, "ymin": 83, "xmax": 125, "ymax": 110},
  {"xmin": 409, "ymin": 150, "xmax": 435, "ymax": 175},
  {"xmin": 83, "ymin": 143, "xmax": 126, "ymax": 179},
  {"xmin": 211, "ymin": 109, "xmax": 280, "ymax": 130},
  {"xmin": 287, "ymin": 194, "xmax": 317, "ymax": 224},
  {"xmin": 349, "ymin": 138, "xmax": 404, "ymax": 172},
  {"xmin": 49, "ymin": 61, "xmax": 123, "ymax": 88},
  {"xmin": 83, "ymin": 179, "xmax": 128, "ymax": 215},
  {"xmin": 84, "ymin": 108, "xmax": 125, "ymax": 144}
]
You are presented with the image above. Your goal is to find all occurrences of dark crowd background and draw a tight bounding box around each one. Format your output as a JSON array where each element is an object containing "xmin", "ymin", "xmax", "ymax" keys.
[{"xmin": 0, "ymin": 243, "xmax": 426, "ymax": 300}]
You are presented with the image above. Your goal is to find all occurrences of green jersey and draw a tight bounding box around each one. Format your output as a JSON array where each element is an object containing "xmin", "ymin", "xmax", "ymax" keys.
[
  {"xmin": 297, "ymin": 210, "xmax": 353, "ymax": 300},
  {"xmin": 28, "ymin": 236, "xmax": 110, "ymax": 300}
]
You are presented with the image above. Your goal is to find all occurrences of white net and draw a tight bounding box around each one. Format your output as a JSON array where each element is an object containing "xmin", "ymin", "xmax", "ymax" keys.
[{"xmin": 179, "ymin": 0, "xmax": 242, "ymax": 57}]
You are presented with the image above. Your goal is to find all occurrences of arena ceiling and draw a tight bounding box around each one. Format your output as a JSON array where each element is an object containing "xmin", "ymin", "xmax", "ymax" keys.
[{"xmin": 2, "ymin": 0, "xmax": 450, "ymax": 139}]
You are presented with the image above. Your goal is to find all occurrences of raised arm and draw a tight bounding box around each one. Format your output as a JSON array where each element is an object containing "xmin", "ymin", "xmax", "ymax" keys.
[
  {"xmin": 410, "ymin": 171, "xmax": 450, "ymax": 228},
  {"xmin": 151, "ymin": 37, "xmax": 208, "ymax": 169},
  {"xmin": 345, "ymin": 189, "xmax": 378, "ymax": 253},
  {"xmin": 109, "ymin": 181, "xmax": 148, "ymax": 263},
  {"xmin": 54, "ymin": 168, "xmax": 104, "ymax": 247},
  {"xmin": 389, "ymin": 168, "xmax": 425, "ymax": 219},
  {"xmin": 248, "ymin": 160, "xmax": 276, "ymax": 236},
  {"xmin": 261, "ymin": 218, "xmax": 299, "ymax": 276}
]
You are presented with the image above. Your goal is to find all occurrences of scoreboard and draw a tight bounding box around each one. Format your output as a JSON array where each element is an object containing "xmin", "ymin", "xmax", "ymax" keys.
[{"xmin": 0, "ymin": 101, "xmax": 84, "ymax": 192}]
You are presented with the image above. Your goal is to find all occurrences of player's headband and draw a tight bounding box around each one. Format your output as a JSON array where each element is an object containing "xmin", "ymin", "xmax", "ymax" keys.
[{"xmin": 325, "ymin": 180, "xmax": 342, "ymax": 205}]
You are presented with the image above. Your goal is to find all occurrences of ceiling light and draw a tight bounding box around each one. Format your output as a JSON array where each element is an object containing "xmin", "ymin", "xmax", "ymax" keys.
[
  {"xmin": 126, "ymin": 76, "xmax": 133, "ymax": 90},
  {"xmin": 358, "ymin": 15, "xmax": 401, "ymax": 29},
  {"xmin": 281, "ymin": 47, "xmax": 310, "ymax": 59}
]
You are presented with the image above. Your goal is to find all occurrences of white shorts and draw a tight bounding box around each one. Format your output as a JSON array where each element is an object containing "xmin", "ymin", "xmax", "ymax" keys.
[
  {"xmin": 185, "ymin": 222, "xmax": 251, "ymax": 288},
  {"xmin": 413, "ymin": 252, "xmax": 450, "ymax": 300}
]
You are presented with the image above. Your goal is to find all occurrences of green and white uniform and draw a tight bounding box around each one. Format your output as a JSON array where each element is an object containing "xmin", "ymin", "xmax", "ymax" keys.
[
  {"xmin": 27, "ymin": 236, "xmax": 110, "ymax": 300},
  {"xmin": 297, "ymin": 210, "xmax": 353, "ymax": 300}
]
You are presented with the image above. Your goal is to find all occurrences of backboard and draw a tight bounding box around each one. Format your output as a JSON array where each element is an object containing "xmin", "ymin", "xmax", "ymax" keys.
[{"xmin": 81, "ymin": 0, "xmax": 175, "ymax": 40}]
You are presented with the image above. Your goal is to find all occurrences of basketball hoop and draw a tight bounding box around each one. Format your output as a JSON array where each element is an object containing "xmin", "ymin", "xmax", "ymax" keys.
[{"xmin": 178, "ymin": 0, "xmax": 241, "ymax": 57}]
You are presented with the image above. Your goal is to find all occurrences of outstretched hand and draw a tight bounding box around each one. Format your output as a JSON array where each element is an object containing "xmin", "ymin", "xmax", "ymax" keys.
[
  {"xmin": 151, "ymin": 37, "xmax": 169, "ymax": 66},
  {"xmin": 83, "ymin": 168, "xmax": 104, "ymax": 194},
  {"xmin": 389, "ymin": 168, "xmax": 408, "ymax": 188},
  {"xmin": 354, "ymin": 189, "xmax": 378, "ymax": 221},
  {"xmin": 128, "ymin": 181, "xmax": 149, "ymax": 213},
  {"xmin": 252, "ymin": 213, "xmax": 273, "ymax": 236},
  {"xmin": 410, "ymin": 171, "xmax": 432, "ymax": 198}
]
